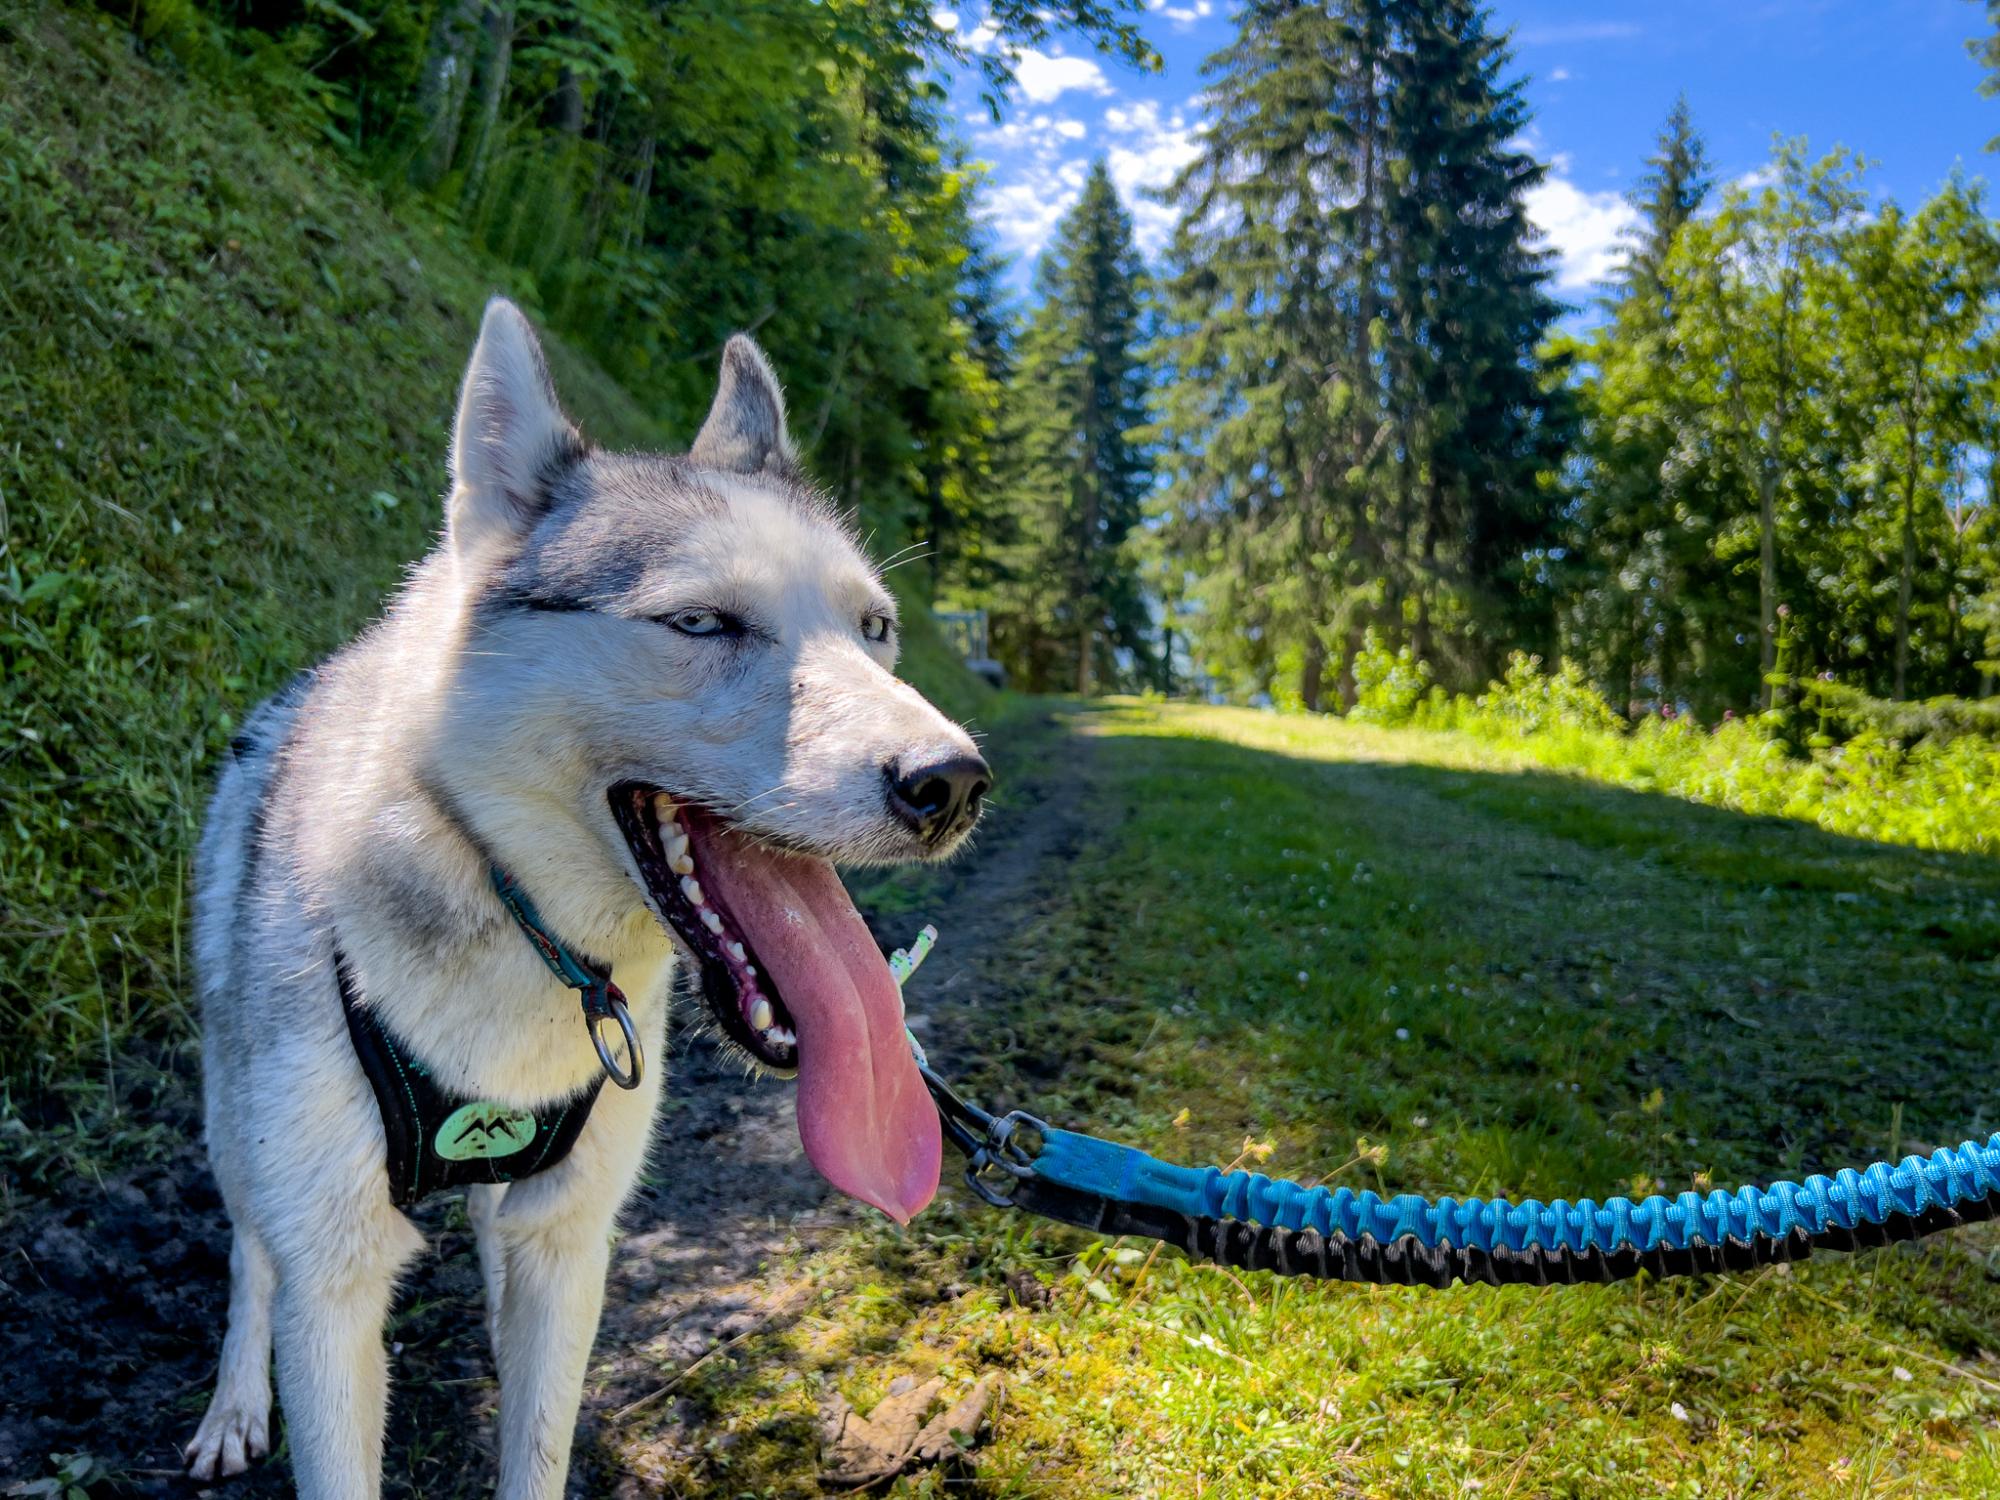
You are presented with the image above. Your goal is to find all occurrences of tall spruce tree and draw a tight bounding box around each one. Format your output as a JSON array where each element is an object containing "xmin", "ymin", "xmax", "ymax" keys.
[
  {"xmin": 1156, "ymin": 0, "xmax": 1561, "ymax": 705},
  {"xmin": 1153, "ymin": 0, "xmax": 1391, "ymax": 710},
  {"xmin": 1381, "ymin": 0, "xmax": 1566, "ymax": 678},
  {"xmin": 1562, "ymin": 98, "xmax": 1715, "ymax": 709},
  {"xmin": 996, "ymin": 161, "xmax": 1157, "ymax": 692}
]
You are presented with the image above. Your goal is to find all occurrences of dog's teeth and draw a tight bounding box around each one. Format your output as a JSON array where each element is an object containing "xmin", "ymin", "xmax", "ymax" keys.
[
  {"xmin": 653, "ymin": 793, "xmax": 677, "ymax": 818},
  {"xmin": 668, "ymin": 833, "xmax": 690, "ymax": 862},
  {"xmin": 744, "ymin": 964, "xmax": 757, "ymax": 977},
  {"xmin": 727, "ymin": 941, "xmax": 746, "ymax": 962},
  {"xmin": 749, "ymin": 997, "xmax": 775, "ymax": 1030},
  {"xmin": 680, "ymin": 876, "xmax": 704, "ymax": 905},
  {"xmin": 671, "ymin": 852, "xmax": 695, "ymax": 875},
  {"xmin": 701, "ymin": 909, "xmax": 724, "ymax": 934},
  {"xmin": 664, "ymin": 819, "xmax": 683, "ymax": 840},
  {"xmin": 771, "ymin": 1026, "xmax": 796, "ymax": 1049}
]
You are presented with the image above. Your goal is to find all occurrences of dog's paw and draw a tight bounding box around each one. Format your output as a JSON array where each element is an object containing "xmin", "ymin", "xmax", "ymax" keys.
[{"xmin": 184, "ymin": 1398, "xmax": 271, "ymax": 1481}]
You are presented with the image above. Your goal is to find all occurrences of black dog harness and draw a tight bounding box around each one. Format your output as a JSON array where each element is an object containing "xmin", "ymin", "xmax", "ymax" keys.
[{"xmin": 339, "ymin": 871, "xmax": 644, "ymax": 1207}]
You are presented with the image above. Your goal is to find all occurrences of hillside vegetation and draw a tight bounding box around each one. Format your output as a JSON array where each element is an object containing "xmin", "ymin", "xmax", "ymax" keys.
[{"xmin": 0, "ymin": 5, "xmax": 985, "ymax": 1121}]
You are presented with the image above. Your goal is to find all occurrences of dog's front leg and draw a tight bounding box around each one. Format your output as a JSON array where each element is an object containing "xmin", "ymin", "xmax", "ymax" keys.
[
  {"xmin": 270, "ymin": 1206, "xmax": 423, "ymax": 1500},
  {"xmin": 490, "ymin": 1206, "xmax": 613, "ymax": 1499},
  {"xmin": 487, "ymin": 1068, "xmax": 660, "ymax": 1500}
]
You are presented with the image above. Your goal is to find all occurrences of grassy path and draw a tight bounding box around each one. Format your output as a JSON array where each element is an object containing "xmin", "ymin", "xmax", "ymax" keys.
[
  {"xmin": 7, "ymin": 701, "xmax": 2000, "ymax": 1497},
  {"xmin": 614, "ymin": 702, "xmax": 2000, "ymax": 1498}
]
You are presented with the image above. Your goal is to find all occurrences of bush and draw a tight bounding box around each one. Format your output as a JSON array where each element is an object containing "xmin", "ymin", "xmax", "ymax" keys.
[
  {"xmin": 1342, "ymin": 650, "xmax": 2000, "ymax": 855},
  {"xmin": 1349, "ymin": 629, "xmax": 1434, "ymax": 726},
  {"xmin": 1466, "ymin": 653, "xmax": 1625, "ymax": 738}
]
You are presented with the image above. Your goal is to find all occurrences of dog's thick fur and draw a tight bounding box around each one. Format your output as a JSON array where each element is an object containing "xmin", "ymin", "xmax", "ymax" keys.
[{"xmin": 186, "ymin": 300, "xmax": 982, "ymax": 1496}]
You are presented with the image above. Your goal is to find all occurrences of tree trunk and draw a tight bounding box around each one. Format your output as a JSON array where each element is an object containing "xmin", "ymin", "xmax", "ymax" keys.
[
  {"xmin": 458, "ymin": 0, "xmax": 516, "ymax": 216},
  {"xmin": 1301, "ymin": 635, "xmax": 1325, "ymax": 713},
  {"xmin": 410, "ymin": 0, "xmax": 483, "ymax": 190},
  {"xmin": 1758, "ymin": 464, "xmax": 1777, "ymax": 710},
  {"xmin": 1336, "ymin": 626, "xmax": 1363, "ymax": 712},
  {"xmin": 1894, "ymin": 460, "xmax": 1917, "ymax": 700}
]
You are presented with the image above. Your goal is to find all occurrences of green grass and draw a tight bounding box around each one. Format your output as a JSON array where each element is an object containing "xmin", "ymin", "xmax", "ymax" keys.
[
  {"xmin": 0, "ymin": 3, "xmax": 986, "ymax": 1136},
  {"xmin": 1355, "ymin": 647, "xmax": 2000, "ymax": 856},
  {"xmin": 618, "ymin": 702, "xmax": 2000, "ymax": 1498}
]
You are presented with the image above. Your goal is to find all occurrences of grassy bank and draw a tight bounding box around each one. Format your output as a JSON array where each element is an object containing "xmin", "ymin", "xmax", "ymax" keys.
[
  {"xmin": 622, "ymin": 702, "xmax": 2000, "ymax": 1498},
  {"xmin": 0, "ymin": 4, "xmax": 985, "ymax": 1135}
]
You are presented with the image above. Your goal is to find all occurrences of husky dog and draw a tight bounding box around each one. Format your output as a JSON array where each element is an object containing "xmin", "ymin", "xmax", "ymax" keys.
[{"xmin": 184, "ymin": 299, "xmax": 990, "ymax": 1497}]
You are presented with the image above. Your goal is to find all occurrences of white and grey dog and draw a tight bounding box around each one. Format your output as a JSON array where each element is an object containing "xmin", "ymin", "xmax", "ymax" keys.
[{"xmin": 185, "ymin": 298, "xmax": 989, "ymax": 1496}]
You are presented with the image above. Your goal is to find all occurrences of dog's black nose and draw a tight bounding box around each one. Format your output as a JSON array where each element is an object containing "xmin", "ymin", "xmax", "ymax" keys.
[{"xmin": 887, "ymin": 752, "xmax": 992, "ymax": 844}]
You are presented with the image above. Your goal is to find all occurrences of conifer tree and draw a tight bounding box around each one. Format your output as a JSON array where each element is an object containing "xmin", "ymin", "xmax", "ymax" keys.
[
  {"xmin": 996, "ymin": 161, "xmax": 1157, "ymax": 692},
  {"xmin": 1153, "ymin": 0, "xmax": 1392, "ymax": 709},
  {"xmin": 1381, "ymin": 0, "xmax": 1565, "ymax": 676},
  {"xmin": 1562, "ymin": 98, "xmax": 1715, "ymax": 708},
  {"xmin": 1156, "ymin": 0, "xmax": 1560, "ymax": 704}
]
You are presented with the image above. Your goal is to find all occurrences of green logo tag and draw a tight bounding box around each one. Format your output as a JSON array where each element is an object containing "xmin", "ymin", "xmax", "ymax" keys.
[{"xmin": 436, "ymin": 1102, "xmax": 537, "ymax": 1161}]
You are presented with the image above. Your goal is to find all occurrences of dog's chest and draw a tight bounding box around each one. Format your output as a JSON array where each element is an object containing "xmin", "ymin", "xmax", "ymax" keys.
[{"xmin": 371, "ymin": 934, "xmax": 677, "ymax": 1106}]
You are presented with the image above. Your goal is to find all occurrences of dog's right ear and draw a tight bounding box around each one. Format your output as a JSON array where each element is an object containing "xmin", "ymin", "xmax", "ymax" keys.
[
  {"xmin": 690, "ymin": 334, "xmax": 796, "ymax": 476},
  {"xmin": 448, "ymin": 297, "xmax": 584, "ymax": 556}
]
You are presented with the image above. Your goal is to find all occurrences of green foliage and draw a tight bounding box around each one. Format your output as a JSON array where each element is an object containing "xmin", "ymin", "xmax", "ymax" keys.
[
  {"xmin": 1799, "ymin": 677, "xmax": 2000, "ymax": 746},
  {"xmin": 1464, "ymin": 653, "xmax": 1627, "ymax": 739},
  {"xmin": 0, "ymin": 6, "xmax": 984, "ymax": 1108},
  {"xmin": 1365, "ymin": 654, "xmax": 2000, "ymax": 854},
  {"xmin": 989, "ymin": 161, "xmax": 1159, "ymax": 693},
  {"xmin": 1347, "ymin": 629, "xmax": 1434, "ymax": 725},
  {"xmin": 1562, "ymin": 112, "xmax": 2000, "ymax": 717},
  {"xmin": 1153, "ymin": 0, "xmax": 1565, "ymax": 711}
]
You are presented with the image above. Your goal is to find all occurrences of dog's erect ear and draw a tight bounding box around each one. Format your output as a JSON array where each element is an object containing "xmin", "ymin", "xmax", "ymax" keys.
[
  {"xmin": 448, "ymin": 297, "xmax": 584, "ymax": 555},
  {"xmin": 689, "ymin": 334, "xmax": 795, "ymax": 476}
]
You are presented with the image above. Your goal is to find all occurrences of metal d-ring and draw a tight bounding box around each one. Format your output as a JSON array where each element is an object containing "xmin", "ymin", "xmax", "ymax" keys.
[
  {"xmin": 590, "ymin": 997, "xmax": 644, "ymax": 1090},
  {"xmin": 962, "ymin": 1111, "xmax": 1049, "ymax": 1207}
]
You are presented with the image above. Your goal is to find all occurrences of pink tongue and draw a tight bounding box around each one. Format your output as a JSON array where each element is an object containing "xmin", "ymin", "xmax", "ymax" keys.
[{"xmin": 684, "ymin": 817, "xmax": 940, "ymax": 1224}]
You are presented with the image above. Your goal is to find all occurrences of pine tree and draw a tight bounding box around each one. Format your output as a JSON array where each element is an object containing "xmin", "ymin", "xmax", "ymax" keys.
[
  {"xmin": 1380, "ymin": 0, "xmax": 1566, "ymax": 679},
  {"xmin": 1563, "ymin": 98, "xmax": 1714, "ymax": 710},
  {"xmin": 1153, "ymin": 0, "xmax": 1392, "ymax": 710},
  {"xmin": 997, "ymin": 161, "xmax": 1157, "ymax": 692}
]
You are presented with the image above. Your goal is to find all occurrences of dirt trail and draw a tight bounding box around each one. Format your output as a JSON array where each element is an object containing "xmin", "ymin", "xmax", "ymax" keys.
[{"xmin": 0, "ymin": 707, "xmax": 1099, "ymax": 1497}]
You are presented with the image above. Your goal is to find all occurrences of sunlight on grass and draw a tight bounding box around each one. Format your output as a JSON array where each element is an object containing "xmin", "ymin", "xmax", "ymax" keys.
[{"xmin": 635, "ymin": 702, "xmax": 2000, "ymax": 1498}]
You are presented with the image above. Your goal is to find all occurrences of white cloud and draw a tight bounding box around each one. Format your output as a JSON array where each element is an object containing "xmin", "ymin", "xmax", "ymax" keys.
[
  {"xmin": 932, "ymin": 8, "xmax": 958, "ymax": 31},
  {"xmin": 1149, "ymin": 0, "xmax": 1216, "ymax": 25},
  {"xmin": 1549, "ymin": 66, "xmax": 1571, "ymax": 82},
  {"xmin": 1105, "ymin": 109, "xmax": 1201, "ymax": 253},
  {"xmin": 984, "ymin": 158, "xmax": 1094, "ymax": 259},
  {"xmin": 972, "ymin": 111, "xmax": 1090, "ymax": 159},
  {"xmin": 1525, "ymin": 171, "xmax": 1638, "ymax": 291},
  {"xmin": 1012, "ymin": 48, "xmax": 1114, "ymax": 104},
  {"xmin": 977, "ymin": 90, "xmax": 1200, "ymax": 262}
]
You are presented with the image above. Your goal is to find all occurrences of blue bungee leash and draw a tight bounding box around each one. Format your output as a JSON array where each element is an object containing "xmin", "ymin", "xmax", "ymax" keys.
[{"xmin": 893, "ymin": 928, "xmax": 2000, "ymax": 1288}]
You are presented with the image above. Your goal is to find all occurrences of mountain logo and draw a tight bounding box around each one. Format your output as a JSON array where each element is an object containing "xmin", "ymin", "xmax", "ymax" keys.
[{"xmin": 435, "ymin": 1102, "xmax": 537, "ymax": 1162}]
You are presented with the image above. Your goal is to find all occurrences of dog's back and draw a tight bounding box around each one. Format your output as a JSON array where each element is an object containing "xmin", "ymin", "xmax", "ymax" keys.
[{"xmin": 193, "ymin": 671, "xmax": 311, "ymax": 1029}]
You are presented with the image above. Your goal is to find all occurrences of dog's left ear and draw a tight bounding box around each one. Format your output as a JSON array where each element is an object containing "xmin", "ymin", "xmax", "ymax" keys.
[
  {"xmin": 448, "ymin": 297, "xmax": 585, "ymax": 556},
  {"xmin": 690, "ymin": 334, "xmax": 796, "ymax": 476}
]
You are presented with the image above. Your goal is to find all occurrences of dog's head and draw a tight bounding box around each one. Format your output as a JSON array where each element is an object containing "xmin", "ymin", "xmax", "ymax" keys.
[{"xmin": 431, "ymin": 298, "xmax": 987, "ymax": 1221}]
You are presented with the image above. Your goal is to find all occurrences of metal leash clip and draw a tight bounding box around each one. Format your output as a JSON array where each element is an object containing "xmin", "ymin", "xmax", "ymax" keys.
[
  {"xmin": 963, "ymin": 1110, "xmax": 1048, "ymax": 1208},
  {"xmin": 918, "ymin": 1065, "xmax": 1048, "ymax": 1205}
]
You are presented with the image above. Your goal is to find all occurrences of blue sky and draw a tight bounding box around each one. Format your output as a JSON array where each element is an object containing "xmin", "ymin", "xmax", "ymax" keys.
[{"xmin": 939, "ymin": 0, "xmax": 2000, "ymax": 301}]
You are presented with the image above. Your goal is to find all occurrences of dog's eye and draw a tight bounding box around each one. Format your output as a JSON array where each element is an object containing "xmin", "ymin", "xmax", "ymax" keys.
[
  {"xmin": 665, "ymin": 608, "xmax": 738, "ymax": 638},
  {"xmin": 861, "ymin": 612, "xmax": 894, "ymax": 644}
]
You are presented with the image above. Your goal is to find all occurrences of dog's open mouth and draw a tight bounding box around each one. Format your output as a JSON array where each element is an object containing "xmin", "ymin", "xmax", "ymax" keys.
[{"xmin": 608, "ymin": 782, "xmax": 941, "ymax": 1223}]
